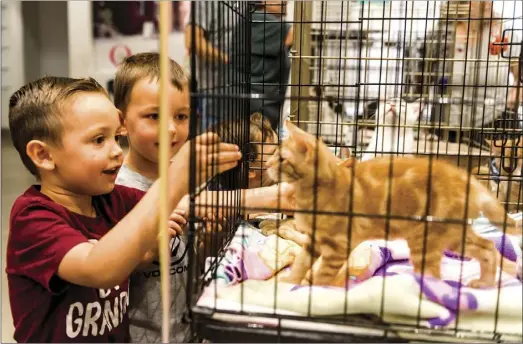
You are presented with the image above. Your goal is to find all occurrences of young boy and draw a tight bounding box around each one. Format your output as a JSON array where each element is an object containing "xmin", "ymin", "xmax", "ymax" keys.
[
  {"xmin": 114, "ymin": 52, "xmax": 296, "ymax": 343},
  {"xmin": 6, "ymin": 76, "xmax": 241, "ymax": 343},
  {"xmin": 113, "ymin": 52, "xmax": 193, "ymax": 343}
]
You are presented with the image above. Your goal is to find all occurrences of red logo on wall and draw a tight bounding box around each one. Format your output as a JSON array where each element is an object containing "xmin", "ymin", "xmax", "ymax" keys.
[{"xmin": 109, "ymin": 44, "xmax": 132, "ymax": 67}]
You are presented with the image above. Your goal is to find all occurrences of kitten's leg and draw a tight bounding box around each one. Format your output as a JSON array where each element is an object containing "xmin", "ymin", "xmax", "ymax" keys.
[
  {"xmin": 279, "ymin": 221, "xmax": 310, "ymax": 247},
  {"xmin": 407, "ymin": 234, "xmax": 443, "ymax": 281},
  {"xmin": 307, "ymin": 237, "xmax": 351, "ymax": 286},
  {"xmin": 409, "ymin": 250, "xmax": 443, "ymax": 281},
  {"xmin": 463, "ymin": 232, "xmax": 497, "ymax": 288},
  {"xmin": 279, "ymin": 243, "xmax": 315, "ymax": 285},
  {"xmin": 308, "ymin": 253, "xmax": 346, "ymax": 287}
]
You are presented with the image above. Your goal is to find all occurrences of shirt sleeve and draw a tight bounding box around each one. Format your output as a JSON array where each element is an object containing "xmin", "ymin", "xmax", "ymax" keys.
[
  {"xmin": 8, "ymin": 204, "xmax": 88, "ymax": 294},
  {"xmin": 113, "ymin": 185, "xmax": 146, "ymax": 213}
]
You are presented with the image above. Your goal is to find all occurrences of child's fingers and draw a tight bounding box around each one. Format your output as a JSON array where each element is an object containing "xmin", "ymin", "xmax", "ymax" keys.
[
  {"xmin": 208, "ymin": 213, "xmax": 226, "ymax": 225},
  {"xmin": 209, "ymin": 151, "xmax": 243, "ymax": 165},
  {"xmin": 197, "ymin": 149, "xmax": 242, "ymax": 165},
  {"xmin": 196, "ymin": 142, "xmax": 240, "ymax": 155},
  {"xmin": 168, "ymin": 221, "xmax": 183, "ymax": 236},
  {"xmin": 173, "ymin": 208, "xmax": 186, "ymax": 217},
  {"xmin": 205, "ymin": 214, "xmax": 225, "ymax": 232},
  {"xmin": 167, "ymin": 227, "xmax": 179, "ymax": 239},
  {"xmin": 195, "ymin": 132, "xmax": 221, "ymax": 145},
  {"xmin": 169, "ymin": 212, "xmax": 187, "ymax": 226}
]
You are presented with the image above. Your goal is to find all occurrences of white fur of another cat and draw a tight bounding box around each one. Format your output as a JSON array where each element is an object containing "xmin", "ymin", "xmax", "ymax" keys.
[{"xmin": 362, "ymin": 99, "xmax": 423, "ymax": 161}]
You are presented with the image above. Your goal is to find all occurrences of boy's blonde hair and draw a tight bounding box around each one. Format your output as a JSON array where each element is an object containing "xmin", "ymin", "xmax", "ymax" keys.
[
  {"xmin": 113, "ymin": 52, "xmax": 190, "ymax": 114},
  {"xmin": 9, "ymin": 76, "xmax": 107, "ymax": 177}
]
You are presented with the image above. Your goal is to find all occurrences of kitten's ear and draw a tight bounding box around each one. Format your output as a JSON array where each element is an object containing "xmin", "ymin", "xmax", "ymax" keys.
[
  {"xmin": 293, "ymin": 132, "xmax": 315, "ymax": 155},
  {"xmin": 337, "ymin": 157, "xmax": 357, "ymax": 168},
  {"xmin": 285, "ymin": 120, "xmax": 302, "ymax": 136},
  {"xmin": 285, "ymin": 120, "xmax": 314, "ymax": 153}
]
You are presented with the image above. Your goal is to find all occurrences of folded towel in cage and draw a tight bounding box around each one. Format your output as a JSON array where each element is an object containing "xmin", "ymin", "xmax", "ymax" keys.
[
  {"xmin": 203, "ymin": 222, "xmax": 301, "ymax": 286},
  {"xmin": 346, "ymin": 212, "xmax": 522, "ymax": 283},
  {"xmin": 205, "ymin": 214, "xmax": 522, "ymax": 287},
  {"xmin": 197, "ymin": 214, "xmax": 522, "ymax": 333}
]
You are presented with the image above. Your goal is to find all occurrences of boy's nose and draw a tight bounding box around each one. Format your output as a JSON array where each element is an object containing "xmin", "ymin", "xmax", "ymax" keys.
[
  {"xmin": 110, "ymin": 140, "xmax": 124, "ymax": 159},
  {"xmin": 168, "ymin": 120, "xmax": 177, "ymax": 136}
]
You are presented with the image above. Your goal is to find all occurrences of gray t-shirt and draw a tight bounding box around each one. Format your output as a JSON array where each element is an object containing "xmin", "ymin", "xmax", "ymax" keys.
[{"xmin": 116, "ymin": 164, "xmax": 190, "ymax": 343}]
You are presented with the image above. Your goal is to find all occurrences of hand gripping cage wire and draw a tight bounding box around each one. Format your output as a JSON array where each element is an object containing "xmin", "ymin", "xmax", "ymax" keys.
[{"xmin": 183, "ymin": 1, "xmax": 523, "ymax": 342}]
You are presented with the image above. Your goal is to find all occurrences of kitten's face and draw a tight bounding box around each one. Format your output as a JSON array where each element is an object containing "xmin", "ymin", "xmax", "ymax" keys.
[
  {"xmin": 376, "ymin": 99, "xmax": 422, "ymax": 125},
  {"xmin": 266, "ymin": 121, "xmax": 337, "ymax": 183}
]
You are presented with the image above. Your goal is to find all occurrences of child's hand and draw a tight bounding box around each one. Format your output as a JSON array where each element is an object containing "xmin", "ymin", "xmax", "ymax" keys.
[
  {"xmin": 168, "ymin": 208, "xmax": 187, "ymax": 236},
  {"xmin": 203, "ymin": 213, "xmax": 226, "ymax": 233},
  {"xmin": 140, "ymin": 210, "xmax": 186, "ymax": 267},
  {"xmin": 174, "ymin": 132, "xmax": 242, "ymax": 187}
]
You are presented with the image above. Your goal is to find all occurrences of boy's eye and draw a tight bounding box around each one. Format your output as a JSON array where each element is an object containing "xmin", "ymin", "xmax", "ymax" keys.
[
  {"xmin": 94, "ymin": 136, "xmax": 105, "ymax": 145},
  {"xmin": 147, "ymin": 113, "xmax": 159, "ymax": 120},
  {"xmin": 176, "ymin": 114, "xmax": 189, "ymax": 121}
]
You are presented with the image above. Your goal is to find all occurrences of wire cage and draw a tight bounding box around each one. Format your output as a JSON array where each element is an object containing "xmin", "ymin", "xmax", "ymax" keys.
[{"xmin": 186, "ymin": 1, "xmax": 523, "ymax": 342}]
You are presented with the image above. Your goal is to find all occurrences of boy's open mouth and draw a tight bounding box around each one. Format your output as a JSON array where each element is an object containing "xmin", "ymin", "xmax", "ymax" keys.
[{"xmin": 102, "ymin": 167, "xmax": 120, "ymax": 175}]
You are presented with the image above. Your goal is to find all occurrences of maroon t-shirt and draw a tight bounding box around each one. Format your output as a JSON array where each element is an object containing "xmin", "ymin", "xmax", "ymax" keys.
[{"xmin": 6, "ymin": 185, "xmax": 145, "ymax": 343}]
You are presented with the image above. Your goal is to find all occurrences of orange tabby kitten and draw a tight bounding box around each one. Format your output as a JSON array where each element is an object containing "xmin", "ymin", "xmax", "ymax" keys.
[{"xmin": 266, "ymin": 121, "xmax": 520, "ymax": 288}]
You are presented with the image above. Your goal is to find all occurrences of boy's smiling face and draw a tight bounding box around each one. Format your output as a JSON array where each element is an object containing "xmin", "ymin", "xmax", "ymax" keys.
[
  {"xmin": 48, "ymin": 92, "xmax": 124, "ymax": 195},
  {"xmin": 123, "ymin": 78, "xmax": 190, "ymax": 164}
]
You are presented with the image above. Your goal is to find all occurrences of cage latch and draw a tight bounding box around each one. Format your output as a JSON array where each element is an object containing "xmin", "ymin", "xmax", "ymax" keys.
[{"xmin": 493, "ymin": 112, "xmax": 522, "ymax": 173}]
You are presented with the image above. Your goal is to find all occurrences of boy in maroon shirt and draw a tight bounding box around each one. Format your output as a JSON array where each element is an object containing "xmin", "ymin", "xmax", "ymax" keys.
[{"xmin": 5, "ymin": 76, "xmax": 241, "ymax": 343}]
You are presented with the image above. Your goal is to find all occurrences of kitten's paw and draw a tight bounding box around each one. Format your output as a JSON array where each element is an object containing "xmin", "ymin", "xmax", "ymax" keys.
[
  {"xmin": 259, "ymin": 219, "xmax": 278, "ymax": 236},
  {"xmin": 466, "ymin": 278, "xmax": 495, "ymax": 289},
  {"xmin": 277, "ymin": 274, "xmax": 295, "ymax": 284}
]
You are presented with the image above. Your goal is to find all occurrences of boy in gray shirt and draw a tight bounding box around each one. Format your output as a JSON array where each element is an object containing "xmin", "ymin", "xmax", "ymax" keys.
[
  {"xmin": 114, "ymin": 52, "xmax": 297, "ymax": 343},
  {"xmin": 114, "ymin": 53, "xmax": 193, "ymax": 343}
]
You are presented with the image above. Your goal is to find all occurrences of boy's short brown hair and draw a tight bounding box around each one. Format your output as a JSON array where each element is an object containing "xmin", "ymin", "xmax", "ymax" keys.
[
  {"xmin": 113, "ymin": 52, "xmax": 190, "ymax": 113},
  {"xmin": 9, "ymin": 76, "xmax": 107, "ymax": 177}
]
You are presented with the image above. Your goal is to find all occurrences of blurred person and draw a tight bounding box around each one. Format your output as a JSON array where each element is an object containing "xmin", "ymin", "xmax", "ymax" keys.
[
  {"xmin": 407, "ymin": 0, "xmax": 521, "ymax": 137},
  {"xmin": 185, "ymin": 1, "xmax": 247, "ymax": 130},
  {"xmin": 249, "ymin": 1, "xmax": 294, "ymax": 131}
]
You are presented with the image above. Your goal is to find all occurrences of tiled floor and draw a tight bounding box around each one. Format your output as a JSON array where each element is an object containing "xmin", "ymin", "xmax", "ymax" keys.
[{"xmin": 2, "ymin": 132, "xmax": 34, "ymax": 342}]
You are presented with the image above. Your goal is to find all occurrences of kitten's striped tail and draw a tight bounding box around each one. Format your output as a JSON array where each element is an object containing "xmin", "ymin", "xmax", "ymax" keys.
[{"xmin": 480, "ymin": 198, "xmax": 522, "ymax": 237}]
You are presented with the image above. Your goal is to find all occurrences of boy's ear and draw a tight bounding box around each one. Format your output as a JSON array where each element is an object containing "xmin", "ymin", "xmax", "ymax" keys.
[
  {"xmin": 119, "ymin": 126, "xmax": 128, "ymax": 137},
  {"xmin": 26, "ymin": 140, "xmax": 55, "ymax": 172},
  {"xmin": 118, "ymin": 110, "xmax": 128, "ymax": 136}
]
